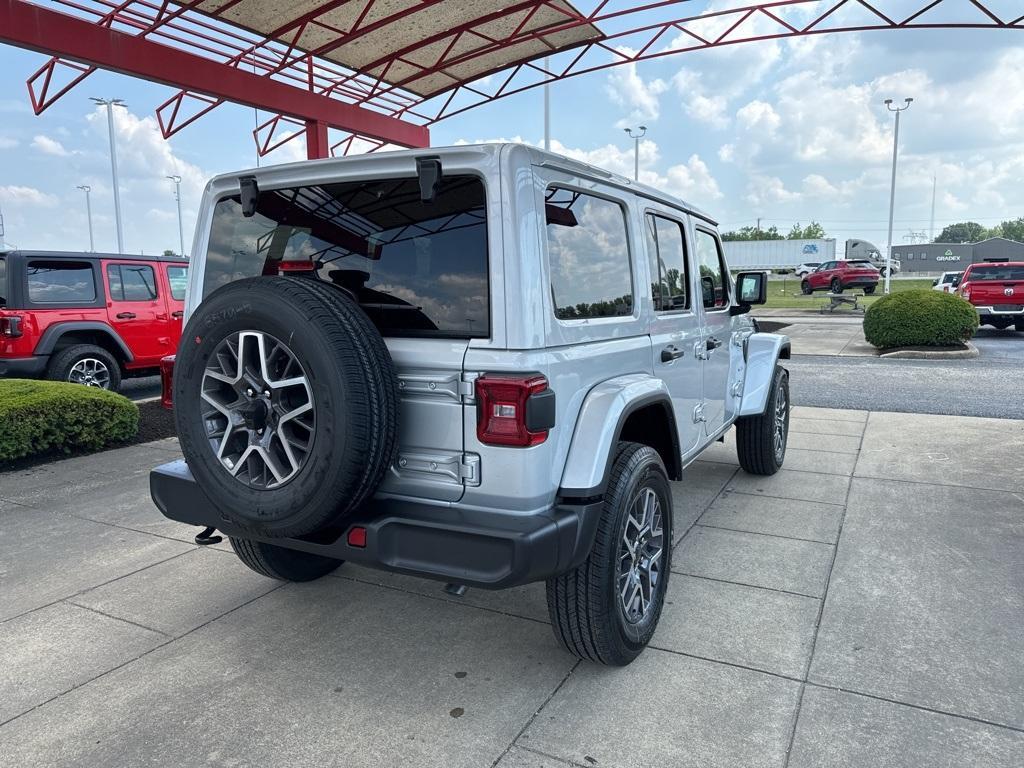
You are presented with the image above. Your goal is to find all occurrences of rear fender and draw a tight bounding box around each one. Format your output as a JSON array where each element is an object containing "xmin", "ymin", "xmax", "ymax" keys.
[
  {"xmin": 739, "ymin": 333, "xmax": 790, "ymax": 417},
  {"xmin": 559, "ymin": 374, "xmax": 676, "ymax": 498}
]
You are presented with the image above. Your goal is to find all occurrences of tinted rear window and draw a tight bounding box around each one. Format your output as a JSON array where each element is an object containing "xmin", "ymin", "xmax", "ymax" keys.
[
  {"xmin": 0, "ymin": 257, "xmax": 6, "ymax": 307},
  {"xmin": 968, "ymin": 265, "xmax": 1024, "ymax": 281},
  {"xmin": 168, "ymin": 266, "xmax": 188, "ymax": 300},
  {"xmin": 203, "ymin": 176, "xmax": 489, "ymax": 338},
  {"xmin": 27, "ymin": 260, "xmax": 96, "ymax": 303},
  {"xmin": 847, "ymin": 260, "xmax": 876, "ymax": 268}
]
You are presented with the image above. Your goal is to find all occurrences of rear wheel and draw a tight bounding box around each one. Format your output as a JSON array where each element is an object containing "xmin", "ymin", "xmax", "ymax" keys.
[
  {"xmin": 1015, "ymin": 320, "xmax": 1024, "ymax": 332},
  {"xmin": 801, "ymin": 280, "xmax": 812, "ymax": 295},
  {"xmin": 230, "ymin": 537, "xmax": 342, "ymax": 581},
  {"xmin": 546, "ymin": 442, "xmax": 672, "ymax": 666},
  {"xmin": 46, "ymin": 344, "xmax": 121, "ymax": 392},
  {"xmin": 736, "ymin": 366, "xmax": 789, "ymax": 476},
  {"xmin": 830, "ymin": 278, "xmax": 843, "ymax": 294},
  {"xmin": 863, "ymin": 285, "xmax": 876, "ymax": 295}
]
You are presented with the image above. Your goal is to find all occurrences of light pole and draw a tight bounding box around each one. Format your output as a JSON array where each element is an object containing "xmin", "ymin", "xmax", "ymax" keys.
[
  {"xmin": 91, "ymin": 97, "xmax": 127, "ymax": 253},
  {"xmin": 883, "ymin": 97, "xmax": 912, "ymax": 294},
  {"xmin": 77, "ymin": 185, "xmax": 94, "ymax": 252},
  {"xmin": 167, "ymin": 175, "xmax": 185, "ymax": 257},
  {"xmin": 624, "ymin": 126, "xmax": 647, "ymax": 181}
]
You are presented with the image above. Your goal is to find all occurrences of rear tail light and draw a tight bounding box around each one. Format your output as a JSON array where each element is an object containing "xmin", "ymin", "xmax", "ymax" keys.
[
  {"xmin": 160, "ymin": 355, "xmax": 176, "ymax": 410},
  {"xmin": 962, "ymin": 283, "xmax": 971, "ymax": 301},
  {"xmin": 475, "ymin": 374, "xmax": 554, "ymax": 447},
  {"xmin": 0, "ymin": 315, "xmax": 23, "ymax": 338}
]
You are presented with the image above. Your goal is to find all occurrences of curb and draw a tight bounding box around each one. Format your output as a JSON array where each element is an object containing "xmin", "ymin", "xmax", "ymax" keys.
[{"xmin": 878, "ymin": 341, "xmax": 979, "ymax": 360}]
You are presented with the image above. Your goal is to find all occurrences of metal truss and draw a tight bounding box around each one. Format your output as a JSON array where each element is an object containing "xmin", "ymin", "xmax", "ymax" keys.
[{"xmin": 2, "ymin": 0, "xmax": 1020, "ymax": 159}]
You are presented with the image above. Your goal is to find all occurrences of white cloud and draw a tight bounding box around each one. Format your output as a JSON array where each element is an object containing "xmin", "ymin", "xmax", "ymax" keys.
[
  {"xmin": 31, "ymin": 134, "xmax": 70, "ymax": 157},
  {"xmin": 0, "ymin": 136, "xmax": 18, "ymax": 150},
  {"xmin": 736, "ymin": 100, "xmax": 780, "ymax": 133},
  {"xmin": 0, "ymin": 185, "xmax": 59, "ymax": 207},
  {"xmin": 606, "ymin": 55, "xmax": 668, "ymax": 127}
]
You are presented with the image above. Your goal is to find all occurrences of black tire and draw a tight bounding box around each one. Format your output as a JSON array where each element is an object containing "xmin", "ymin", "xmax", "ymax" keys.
[
  {"xmin": 801, "ymin": 280, "xmax": 812, "ymax": 295},
  {"xmin": 1015, "ymin": 320, "xmax": 1024, "ymax": 333},
  {"xmin": 230, "ymin": 537, "xmax": 343, "ymax": 581},
  {"xmin": 863, "ymin": 285, "xmax": 876, "ymax": 295},
  {"xmin": 46, "ymin": 343, "xmax": 122, "ymax": 392},
  {"xmin": 830, "ymin": 278, "xmax": 843, "ymax": 294},
  {"xmin": 174, "ymin": 277, "xmax": 399, "ymax": 538},
  {"xmin": 736, "ymin": 366, "xmax": 789, "ymax": 475},
  {"xmin": 546, "ymin": 442, "xmax": 673, "ymax": 666}
]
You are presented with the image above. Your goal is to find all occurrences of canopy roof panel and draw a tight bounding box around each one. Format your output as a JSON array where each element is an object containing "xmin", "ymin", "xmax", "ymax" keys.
[{"xmin": 192, "ymin": 0, "xmax": 602, "ymax": 98}]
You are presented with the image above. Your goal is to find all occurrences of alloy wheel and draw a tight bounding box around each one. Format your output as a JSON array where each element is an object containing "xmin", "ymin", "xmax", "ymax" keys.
[
  {"xmin": 200, "ymin": 330, "xmax": 315, "ymax": 490},
  {"xmin": 68, "ymin": 358, "xmax": 111, "ymax": 389},
  {"xmin": 773, "ymin": 382, "xmax": 788, "ymax": 463},
  {"xmin": 617, "ymin": 486, "xmax": 665, "ymax": 624}
]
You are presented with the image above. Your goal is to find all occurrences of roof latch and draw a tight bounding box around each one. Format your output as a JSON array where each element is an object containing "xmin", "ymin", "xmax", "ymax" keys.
[
  {"xmin": 416, "ymin": 156, "xmax": 442, "ymax": 202},
  {"xmin": 239, "ymin": 175, "xmax": 259, "ymax": 217}
]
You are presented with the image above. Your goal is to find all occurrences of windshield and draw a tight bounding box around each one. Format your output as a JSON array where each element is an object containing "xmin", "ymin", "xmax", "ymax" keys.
[
  {"xmin": 0, "ymin": 256, "xmax": 6, "ymax": 306},
  {"xmin": 968, "ymin": 265, "xmax": 1024, "ymax": 281},
  {"xmin": 203, "ymin": 175, "xmax": 489, "ymax": 338}
]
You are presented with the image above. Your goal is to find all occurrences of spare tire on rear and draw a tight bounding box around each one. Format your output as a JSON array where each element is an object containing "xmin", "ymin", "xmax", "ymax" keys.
[{"xmin": 173, "ymin": 276, "xmax": 399, "ymax": 538}]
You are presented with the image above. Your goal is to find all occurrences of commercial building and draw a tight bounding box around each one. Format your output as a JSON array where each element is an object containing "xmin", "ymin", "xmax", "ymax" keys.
[{"xmin": 892, "ymin": 237, "xmax": 1024, "ymax": 274}]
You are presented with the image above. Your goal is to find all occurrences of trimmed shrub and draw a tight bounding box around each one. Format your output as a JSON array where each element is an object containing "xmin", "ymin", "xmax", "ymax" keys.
[
  {"xmin": 863, "ymin": 289, "xmax": 978, "ymax": 350},
  {"xmin": 0, "ymin": 379, "xmax": 138, "ymax": 463}
]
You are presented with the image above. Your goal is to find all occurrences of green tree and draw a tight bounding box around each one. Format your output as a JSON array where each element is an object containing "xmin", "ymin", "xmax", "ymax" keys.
[
  {"xmin": 721, "ymin": 225, "xmax": 783, "ymax": 241},
  {"xmin": 162, "ymin": 249, "xmax": 178, "ymax": 257},
  {"xmin": 991, "ymin": 217, "xmax": 1024, "ymax": 243},
  {"xmin": 936, "ymin": 222, "xmax": 987, "ymax": 243},
  {"xmin": 787, "ymin": 221, "xmax": 826, "ymax": 240}
]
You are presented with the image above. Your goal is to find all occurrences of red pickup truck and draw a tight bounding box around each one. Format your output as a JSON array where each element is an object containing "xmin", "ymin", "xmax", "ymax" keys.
[
  {"xmin": 0, "ymin": 250, "xmax": 188, "ymax": 391},
  {"xmin": 957, "ymin": 261, "xmax": 1024, "ymax": 331}
]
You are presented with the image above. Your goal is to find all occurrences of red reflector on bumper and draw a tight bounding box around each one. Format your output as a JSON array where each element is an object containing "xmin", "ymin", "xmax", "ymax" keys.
[{"xmin": 347, "ymin": 526, "xmax": 367, "ymax": 548}]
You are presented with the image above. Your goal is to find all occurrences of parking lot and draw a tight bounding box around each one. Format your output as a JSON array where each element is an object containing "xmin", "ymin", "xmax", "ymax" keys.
[{"xmin": 2, "ymin": 406, "xmax": 1022, "ymax": 767}]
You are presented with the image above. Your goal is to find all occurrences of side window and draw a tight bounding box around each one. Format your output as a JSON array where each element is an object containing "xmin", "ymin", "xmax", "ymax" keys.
[
  {"xmin": 545, "ymin": 187, "xmax": 633, "ymax": 320},
  {"xmin": 107, "ymin": 264, "xmax": 158, "ymax": 301},
  {"xmin": 644, "ymin": 213, "xmax": 689, "ymax": 311},
  {"xmin": 694, "ymin": 229, "xmax": 729, "ymax": 310},
  {"xmin": 27, "ymin": 260, "xmax": 96, "ymax": 303},
  {"xmin": 167, "ymin": 266, "xmax": 188, "ymax": 300}
]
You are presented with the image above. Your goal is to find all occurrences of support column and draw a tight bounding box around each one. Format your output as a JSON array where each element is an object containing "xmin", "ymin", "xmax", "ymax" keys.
[{"xmin": 305, "ymin": 119, "xmax": 329, "ymax": 159}]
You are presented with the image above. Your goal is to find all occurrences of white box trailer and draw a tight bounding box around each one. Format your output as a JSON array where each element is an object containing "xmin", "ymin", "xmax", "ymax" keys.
[{"xmin": 723, "ymin": 239, "xmax": 836, "ymax": 270}]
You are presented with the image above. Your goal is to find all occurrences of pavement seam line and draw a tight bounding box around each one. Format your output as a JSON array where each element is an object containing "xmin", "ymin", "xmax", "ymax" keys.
[
  {"xmin": 0, "ymin": 582, "xmax": 289, "ymax": 730},
  {"xmin": 696, "ymin": 455, "xmax": 855, "ymax": 477},
  {"xmin": 694, "ymin": 522, "xmax": 836, "ymax": 546},
  {"xmin": 718, "ymin": 486, "xmax": 849, "ymax": 508},
  {"xmin": 850, "ymin": 472, "xmax": 1024, "ymax": 495},
  {"xmin": 802, "ymin": 680, "xmax": 1024, "ymax": 736},
  {"xmin": 645, "ymin": 644, "xmax": 806, "ymax": 685},
  {"xmin": 781, "ymin": 408, "xmax": 863, "ymax": 768},
  {"xmin": 491, "ymin": 660, "xmax": 582, "ymax": 768},
  {"xmin": 513, "ymin": 744, "xmax": 593, "ymax": 768},
  {"xmin": 62, "ymin": 599, "xmax": 173, "ymax": 639},
  {"xmin": 667, "ymin": 571, "xmax": 822, "ymax": 600},
  {"xmin": 63, "ymin": 511, "xmax": 207, "ymax": 548},
  {"xmin": 672, "ymin": 465, "xmax": 742, "ymax": 548}
]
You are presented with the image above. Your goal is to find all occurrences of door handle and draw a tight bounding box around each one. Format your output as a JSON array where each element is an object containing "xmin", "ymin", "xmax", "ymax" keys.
[
  {"xmin": 171, "ymin": 310, "xmax": 184, "ymax": 319},
  {"xmin": 706, "ymin": 337, "xmax": 723, "ymax": 351},
  {"xmin": 116, "ymin": 311, "xmax": 136, "ymax": 319},
  {"xmin": 661, "ymin": 345, "xmax": 685, "ymax": 362}
]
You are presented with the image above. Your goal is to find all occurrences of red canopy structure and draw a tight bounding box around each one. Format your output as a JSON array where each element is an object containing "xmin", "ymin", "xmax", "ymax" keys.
[{"xmin": 1, "ymin": 0, "xmax": 1020, "ymax": 159}]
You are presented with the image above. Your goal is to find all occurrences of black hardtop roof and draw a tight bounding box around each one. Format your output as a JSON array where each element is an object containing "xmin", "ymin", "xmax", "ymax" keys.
[{"xmin": 1, "ymin": 250, "xmax": 188, "ymax": 263}]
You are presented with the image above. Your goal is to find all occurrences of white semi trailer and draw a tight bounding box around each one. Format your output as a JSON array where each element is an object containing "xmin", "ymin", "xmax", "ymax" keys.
[{"xmin": 723, "ymin": 238, "xmax": 899, "ymax": 275}]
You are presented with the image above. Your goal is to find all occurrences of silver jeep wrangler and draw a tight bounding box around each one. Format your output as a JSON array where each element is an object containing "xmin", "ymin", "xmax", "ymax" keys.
[{"xmin": 151, "ymin": 143, "xmax": 791, "ymax": 666}]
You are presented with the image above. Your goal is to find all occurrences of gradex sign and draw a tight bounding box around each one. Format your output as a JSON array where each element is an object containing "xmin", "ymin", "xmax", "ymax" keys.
[{"xmin": 936, "ymin": 250, "xmax": 961, "ymax": 262}]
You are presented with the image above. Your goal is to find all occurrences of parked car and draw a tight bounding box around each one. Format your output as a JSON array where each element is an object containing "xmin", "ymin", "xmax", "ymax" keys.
[
  {"xmin": 958, "ymin": 261, "xmax": 1024, "ymax": 330},
  {"xmin": 0, "ymin": 250, "xmax": 188, "ymax": 391},
  {"xmin": 150, "ymin": 144, "xmax": 792, "ymax": 666},
  {"xmin": 794, "ymin": 261, "xmax": 821, "ymax": 278},
  {"xmin": 932, "ymin": 271, "xmax": 963, "ymax": 294},
  {"xmin": 800, "ymin": 259, "xmax": 880, "ymax": 295}
]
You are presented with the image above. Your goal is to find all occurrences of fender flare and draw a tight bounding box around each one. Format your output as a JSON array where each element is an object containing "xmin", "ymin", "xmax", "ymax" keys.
[
  {"xmin": 33, "ymin": 322, "xmax": 134, "ymax": 362},
  {"xmin": 738, "ymin": 332, "xmax": 790, "ymax": 417},
  {"xmin": 559, "ymin": 374, "xmax": 680, "ymax": 499}
]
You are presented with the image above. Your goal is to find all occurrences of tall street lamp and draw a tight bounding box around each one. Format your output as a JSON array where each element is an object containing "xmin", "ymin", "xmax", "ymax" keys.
[
  {"xmin": 77, "ymin": 184, "xmax": 94, "ymax": 252},
  {"xmin": 883, "ymin": 97, "xmax": 913, "ymax": 295},
  {"xmin": 167, "ymin": 175, "xmax": 185, "ymax": 257},
  {"xmin": 624, "ymin": 126, "xmax": 647, "ymax": 181},
  {"xmin": 91, "ymin": 97, "xmax": 127, "ymax": 253}
]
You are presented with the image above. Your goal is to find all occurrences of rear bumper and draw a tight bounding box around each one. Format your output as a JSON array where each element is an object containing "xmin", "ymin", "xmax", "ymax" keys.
[
  {"xmin": 976, "ymin": 306, "xmax": 1024, "ymax": 316},
  {"xmin": 0, "ymin": 355, "xmax": 48, "ymax": 378},
  {"xmin": 842, "ymin": 277, "xmax": 879, "ymax": 288},
  {"xmin": 150, "ymin": 460, "xmax": 603, "ymax": 590}
]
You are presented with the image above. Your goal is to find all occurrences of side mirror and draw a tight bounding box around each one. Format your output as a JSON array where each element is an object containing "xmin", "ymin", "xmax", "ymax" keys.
[{"xmin": 731, "ymin": 271, "xmax": 767, "ymax": 316}]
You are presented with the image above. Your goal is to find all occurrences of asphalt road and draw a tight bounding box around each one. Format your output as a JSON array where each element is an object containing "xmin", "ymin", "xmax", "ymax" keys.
[{"xmin": 121, "ymin": 376, "xmax": 162, "ymax": 401}]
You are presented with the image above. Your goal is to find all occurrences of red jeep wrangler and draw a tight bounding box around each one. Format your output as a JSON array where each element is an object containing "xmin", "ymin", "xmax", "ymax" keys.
[
  {"xmin": 958, "ymin": 261, "xmax": 1024, "ymax": 331},
  {"xmin": 0, "ymin": 250, "xmax": 188, "ymax": 391}
]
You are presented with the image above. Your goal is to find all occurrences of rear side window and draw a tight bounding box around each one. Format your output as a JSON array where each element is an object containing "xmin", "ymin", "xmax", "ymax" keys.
[
  {"xmin": 694, "ymin": 230, "xmax": 729, "ymax": 310},
  {"xmin": 968, "ymin": 265, "xmax": 1024, "ymax": 281},
  {"xmin": 0, "ymin": 257, "xmax": 6, "ymax": 307},
  {"xmin": 27, "ymin": 260, "xmax": 96, "ymax": 303},
  {"xmin": 644, "ymin": 214, "xmax": 689, "ymax": 311},
  {"xmin": 545, "ymin": 187, "xmax": 633, "ymax": 320},
  {"xmin": 203, "ymin": 175, "xmax": 489, "ymax": 338},
  {"xmin": 167, "ymin": 266, "xmax": 188, "ymax": 300},
  {"xmin": 107, "ymin": 264, "xmax": 158, "ymax": 301}
]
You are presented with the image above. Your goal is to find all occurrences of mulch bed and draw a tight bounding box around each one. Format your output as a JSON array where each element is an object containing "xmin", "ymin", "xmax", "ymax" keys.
[{"xmin": 0, "ymin": 400, "xmax": 178, "ymax": 474}]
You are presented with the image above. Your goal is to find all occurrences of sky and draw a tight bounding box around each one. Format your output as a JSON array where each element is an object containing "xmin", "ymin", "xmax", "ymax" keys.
[{"xmin": 1, "ymin": 1, "xmax": 1023, "ymax": 256}]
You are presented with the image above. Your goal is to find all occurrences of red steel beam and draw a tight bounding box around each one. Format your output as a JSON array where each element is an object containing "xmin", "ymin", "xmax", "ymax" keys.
[{"xmin": 0, "ymin": 0, "xmax": 429, "ymax": 148}]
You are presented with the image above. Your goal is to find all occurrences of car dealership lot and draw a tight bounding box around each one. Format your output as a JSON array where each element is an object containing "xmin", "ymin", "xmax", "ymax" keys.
[{"xmin": 1, "ymin": 408, "xmax": 1022, "ymax": 767}]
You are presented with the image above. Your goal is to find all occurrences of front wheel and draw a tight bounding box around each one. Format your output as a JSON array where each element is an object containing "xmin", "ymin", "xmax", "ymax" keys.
[
  {"xmin": 46, "ymin": 344, "xmax": 121, "ymax": 391},
  {"xmin": 863, "ymin": 285, "xmax": 876, "ymax": 295},
  {"xmin": 546, "ymin": 442, "xmax": 673, "ymax": 666},
  {"xmin": 801, "ymin": 280, "xmax": 812, "ymax": 295},
  {"xmin": 230, "ymin": 537, "xmax": 343, "ymax": 581},
  {"xmin": 830, "ymin": 278, "xmax": 843, "ymax": 294},
  {"xmin": 735, "ymin": 366, "xmax": 789, "ymax": 476}
]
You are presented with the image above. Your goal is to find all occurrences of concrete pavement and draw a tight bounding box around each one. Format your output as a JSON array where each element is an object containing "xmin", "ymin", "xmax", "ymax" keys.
[{"xmin": 1, "ymin": 411, "xmax": 1023, "ymax": 766}]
